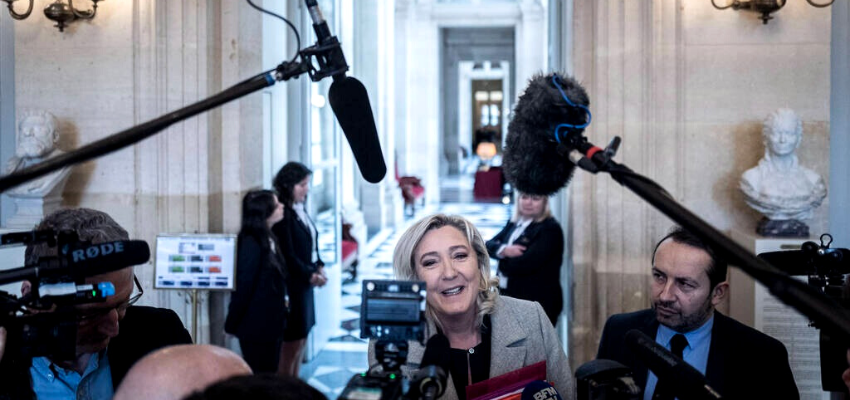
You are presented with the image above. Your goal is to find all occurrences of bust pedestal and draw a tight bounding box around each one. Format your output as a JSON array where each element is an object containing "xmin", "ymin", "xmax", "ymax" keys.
[
  {"xmin": 0, "ymin": 228, "xmax": 27, "ymax": 296},
  {"xmin": 728, "ymin": 229, "xmax": 829, "ymax": 399},
  {"xmin": 4, "ymin": 177, "xmax": 68, "ymax": 229}
]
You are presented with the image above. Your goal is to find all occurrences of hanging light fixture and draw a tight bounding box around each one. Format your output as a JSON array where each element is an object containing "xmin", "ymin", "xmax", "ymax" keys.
[
  {"xmin": 711, "ymin": 0, "xmax": 834, "ymax": 24},
  {"xmin": 2, "ymin": 0, "xmax": 105, "ymax": 32}
]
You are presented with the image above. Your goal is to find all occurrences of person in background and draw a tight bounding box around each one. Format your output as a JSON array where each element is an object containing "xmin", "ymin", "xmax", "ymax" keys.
[
  {"xmin": 225, "ymin": 190, "xmax": 288, "ymax": 373},
  {"xmin": 272, "ymin": 162, "xmax": 327, "ymax": 377},
  {"xmin": 0, "ymin": 208, "xmax": 192, "ymax": 399},
  {"xmin": 369, "ymin": 214, "xmax": 573, "ymax": 400},
  {"xmin": 485, "ymin": 192, "xmax": 564, "ymax": 326},
  {"xmin": 113, "ymin": 344, "xmax": 252, "ymax": 400}
]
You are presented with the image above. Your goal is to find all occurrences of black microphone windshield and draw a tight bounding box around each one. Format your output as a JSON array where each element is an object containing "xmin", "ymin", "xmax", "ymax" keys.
[
  {"xmin": 328, "ymin": 76, "xmax": 387, "ymax": 183},
  {"xmin": 0, "ymin": 240, "xmax": 151, "ymax": 285},
  {"xmin": 504, "ymin": 72, "xmax": 590, "ymax": 196},
  {"xmin": 66, "ymin": 240, "xmax": 151, "ymax": 277},
  {"xmin": 520, "ymin": 380, "xmax": 562, "ymax": 400}
]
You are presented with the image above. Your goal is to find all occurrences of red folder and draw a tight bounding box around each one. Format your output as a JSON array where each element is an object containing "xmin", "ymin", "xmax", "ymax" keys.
[{"xmin": 466, "ymin": 361, "xmax": 547, "ymax": 400}]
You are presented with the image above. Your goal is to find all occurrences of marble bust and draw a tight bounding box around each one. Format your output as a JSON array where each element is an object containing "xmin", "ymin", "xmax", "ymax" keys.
[
  {"xmin": 4, "ymin": 109, "xmax": 71, "ymax": 197},
  {"xmin": 3, "ymin": 110, "xmax": 72, "ymax": 229},
  {"xmin": 740, "ymin": 108, "xmax": 826, "ymax": 237}
]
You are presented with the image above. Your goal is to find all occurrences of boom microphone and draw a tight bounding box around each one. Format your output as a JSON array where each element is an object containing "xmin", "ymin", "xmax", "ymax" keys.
[
  {"xmin": 329, "ymin": 78, "xmax": 387, "ymax": 183},
  {"xmin": 624, "ymin": 329, "xmax": 723, "ymax": 400},
  {"xmin": 503, "ymin": 72, "xmax": 590, "ymax": 196},
  {"xmin": 305, "ymin": 0, "xmax": 387, "ymax": 184},
  {"xmin": 0, "ymin": 240, "xmax": 151, "ymax": 285}
]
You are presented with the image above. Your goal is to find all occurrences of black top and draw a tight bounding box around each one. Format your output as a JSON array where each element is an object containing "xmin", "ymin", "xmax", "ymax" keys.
[
  {"xmin": 485, "ymin": 217, "xmax": 564, "ymax": 326},
  {"xmin": 444, "ymin": 315, "xmax": 492, "ymax": 400},
  {"xmin": 597, "ymin": 309, "xmax": 799, "ymax": 400},
  {"xmin": 224, "ymin": 233, "xmax": 288, "ymax": 341},
  {"xmin": 272, "ymin": 206, "xmax": 322, "ymax": 340}
]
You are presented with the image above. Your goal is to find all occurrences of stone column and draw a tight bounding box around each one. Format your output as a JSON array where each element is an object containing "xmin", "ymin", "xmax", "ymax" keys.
[
  {"xmin": 0, "ymin": 14, "xmax": 14, "ymax": 226},
  {"xmin": 830, "ymin": 2, "xmax": 850, "ymax": 245}
]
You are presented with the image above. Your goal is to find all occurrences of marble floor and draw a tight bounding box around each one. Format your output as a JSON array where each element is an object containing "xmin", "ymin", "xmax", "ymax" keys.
[{"xmin": 300, "ymin": 187, "xmax": 512, "ymax": 399}]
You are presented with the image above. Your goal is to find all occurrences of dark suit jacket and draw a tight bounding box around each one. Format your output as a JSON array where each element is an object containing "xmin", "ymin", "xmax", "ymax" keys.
[
  {"xmin": 485, "ymin": 217, "xmax": 564, "ymax": 325},
  {"xmin": 0, "ymin": 305, "xmax": 192, "ymax": 399},
  {"xmin": 272, "ymin": 206, "xmax": 321, "ymax": 339},
  {"xmin": 225, "ymin": 233, "xmax": 288, "ymax": 341},
  {"xmin": 596, "ymin": 309, "xmax": 799, "ymax": 400}
]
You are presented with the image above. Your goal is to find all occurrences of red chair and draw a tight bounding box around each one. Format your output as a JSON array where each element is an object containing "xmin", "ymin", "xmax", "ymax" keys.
[
  {"xmin": 473, "ymin": 166, "xmax": 504, "ymax": 201},
  {"xmin": 341, "ymin": 221, "xmax": 359, "ymax": 281},
  {"xmin": 395, "ymin": 157, "xmax": 425, "ymax": 216}
]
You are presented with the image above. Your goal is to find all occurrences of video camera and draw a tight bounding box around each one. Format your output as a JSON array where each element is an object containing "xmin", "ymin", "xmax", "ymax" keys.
[
  {"xmin": 0, "ymin": 229, "xmax": 148, "ymax": 360},
  {"xmin": 758, "ymin": 233, "xmax": 850, "ymax": 393},
  {"xmin": 339, "ymin": 279, "xmax": 446, "ymax": 400}
]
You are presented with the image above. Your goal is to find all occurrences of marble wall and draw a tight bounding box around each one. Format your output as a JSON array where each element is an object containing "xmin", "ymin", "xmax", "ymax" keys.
[{"xmin": 569, "ymin": 0, "xmax": 832, "ymax": 367}]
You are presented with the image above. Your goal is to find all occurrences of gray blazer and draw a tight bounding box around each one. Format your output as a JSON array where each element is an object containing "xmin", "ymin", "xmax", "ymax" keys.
[{"xmin": 368, "ymin": 295, "xmax": 575, "ymax": 400}]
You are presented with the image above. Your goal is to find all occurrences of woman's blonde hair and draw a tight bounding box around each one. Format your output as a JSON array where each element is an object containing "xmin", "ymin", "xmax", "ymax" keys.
[
  {"xmin": 392, "ymin": 214, "xmax": 500, "ymax": 332},
  {"xmin": 510, "ymin": 192, "xmax": 553, "ymax": 223}
]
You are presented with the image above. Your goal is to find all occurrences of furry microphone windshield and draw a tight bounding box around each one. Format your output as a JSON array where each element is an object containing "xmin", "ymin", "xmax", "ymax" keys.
[{"xmin": 503, "ymin": 72, "xmax": 590, "ymax": 196}]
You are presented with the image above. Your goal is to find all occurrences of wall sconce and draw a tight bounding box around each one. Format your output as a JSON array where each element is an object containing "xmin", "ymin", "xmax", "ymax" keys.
[
  {"xmin": 2, "ymin": 0, "xmax": 104, "ymax": 32},
  {"xmin": 711, "ymin": 0, "xmax": 834, "ymax": 24}
]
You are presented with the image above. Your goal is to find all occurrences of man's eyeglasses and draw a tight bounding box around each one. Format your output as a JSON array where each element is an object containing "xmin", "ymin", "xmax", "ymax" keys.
[{"xmin": 76, "ymin": 275, "xmax": 144, "ymax": 322}]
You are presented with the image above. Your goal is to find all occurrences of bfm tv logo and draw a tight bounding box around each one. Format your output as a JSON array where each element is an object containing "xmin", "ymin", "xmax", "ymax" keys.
[{"xmin": 533, "ymin": 386, "xmax": 558, "ymax": 400}]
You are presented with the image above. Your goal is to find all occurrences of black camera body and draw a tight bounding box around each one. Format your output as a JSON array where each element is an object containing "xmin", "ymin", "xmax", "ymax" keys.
[
  {"xmin": 0, "ymin": 229, "xmax": 114, "ymax": 361},
  {"xmin": 758, "ymin": 233, "xmax": 850, "ymax": 393},
  {"xmin": 339, "ymin": 280, "xmax": 428, "ymax": 400}
]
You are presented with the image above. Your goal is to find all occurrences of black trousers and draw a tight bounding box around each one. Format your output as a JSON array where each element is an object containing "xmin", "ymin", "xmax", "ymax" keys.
[{"xmin": 239, "ymin": 338, "xmax": 283, "ymax": 374}]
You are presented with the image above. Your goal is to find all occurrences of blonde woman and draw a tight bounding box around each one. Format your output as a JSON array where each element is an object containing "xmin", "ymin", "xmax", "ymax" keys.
[
  {"xmin": 485, "ymin": 192, "xmax": 564, "ymax": 326},
  {"xmin": 369, "ymin": 214, "xmax": 573, "ymax": 400}
]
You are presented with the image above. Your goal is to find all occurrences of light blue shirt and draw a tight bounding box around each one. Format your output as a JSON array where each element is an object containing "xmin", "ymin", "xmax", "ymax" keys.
[
  {"xmin": 643, "ymin": 314, "xmax": 714, "ymax": 400},
  {"xmin": 31, "ymin": 351, "xmax": 114, "ymax": 400}
]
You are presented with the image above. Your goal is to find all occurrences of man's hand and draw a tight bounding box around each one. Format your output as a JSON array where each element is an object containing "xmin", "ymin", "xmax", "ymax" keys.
[
  {"xmin": 501, "ymin": 244, "xmax": 526, "ymax": 258},
  {"xmin": 843, "ymin": 349, "xmax": 850, "ymax": 392}
]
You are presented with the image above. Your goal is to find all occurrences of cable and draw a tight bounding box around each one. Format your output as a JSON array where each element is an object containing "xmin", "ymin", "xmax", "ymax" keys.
[{"xmin": 245, "ymin": 0, "xmax": 302, "ymax": 63}]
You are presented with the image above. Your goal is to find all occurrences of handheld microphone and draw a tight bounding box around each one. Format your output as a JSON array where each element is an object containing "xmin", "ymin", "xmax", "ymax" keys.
[
  {"xmin": 503, "ymin": 72, "xmax": 591, "ymax": 196},
  {"xmin": 304, "ymin": 0, "xmax": 387, "ymax": 184},
  {"xmin": 624, "ymin": 329, "xmax": 723, "ymax": 400},
  {"xmin": 0, "ymin": 240, "xmax": 151, "ymax": 285},
  {"xmin": 413, "ymin": 333, "xmax": 450, "ymax": 400},
  {"xmin": 520, "ymin": 380, "xmax": 563, "ymax": 400}
]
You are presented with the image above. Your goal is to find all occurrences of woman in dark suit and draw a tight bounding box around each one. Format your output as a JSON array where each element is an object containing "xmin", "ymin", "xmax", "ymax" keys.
[
  {"xmin": 485, "ymin": 192, "xmax": 564, "ymax": 326},
  {"xmin": 225, "ymin": 189, "xmax": 287, "ymax": 373},
  {"xmin": 272, "ymin": 162, "xmax": 327, "ymax": 377}
]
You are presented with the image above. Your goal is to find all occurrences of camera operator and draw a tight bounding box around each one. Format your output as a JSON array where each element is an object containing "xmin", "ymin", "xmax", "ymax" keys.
[{"xmin": 0, "ymin": 208, "xmax": 192, "ymax": 399}]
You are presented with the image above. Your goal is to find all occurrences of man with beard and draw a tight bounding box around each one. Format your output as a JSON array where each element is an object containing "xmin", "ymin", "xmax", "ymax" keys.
[
  {"xmin": 4, "ymin": 109, "xmax": 71, "ymax": 196},
  {"xmin": 596, "ymin": 227, "xmax": 798, "ymax": 399},
  {"xmin": 0, "ymin": 208, "xmax": 192, "ymax": 399}
]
